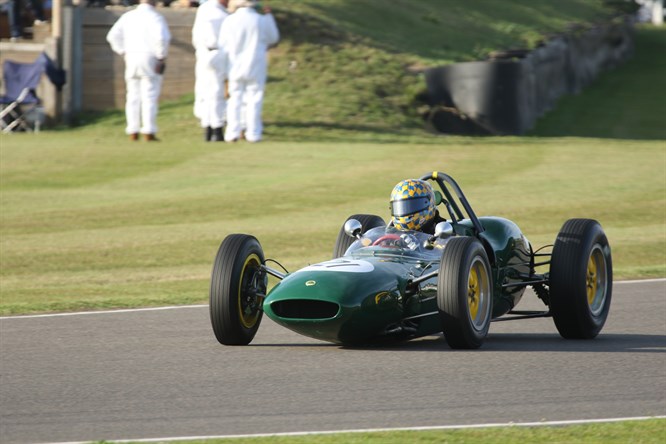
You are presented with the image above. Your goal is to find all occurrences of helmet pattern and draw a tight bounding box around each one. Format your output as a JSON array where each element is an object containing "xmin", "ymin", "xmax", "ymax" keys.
[{"xmin": 390, "ymin": 179, "xmax": 436, "ymax": 231}]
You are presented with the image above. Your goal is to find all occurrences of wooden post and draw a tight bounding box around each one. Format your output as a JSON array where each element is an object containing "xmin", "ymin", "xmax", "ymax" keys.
[{"xmin": 52, "ymin": 0, "xmax": 62, "ymax": 39}]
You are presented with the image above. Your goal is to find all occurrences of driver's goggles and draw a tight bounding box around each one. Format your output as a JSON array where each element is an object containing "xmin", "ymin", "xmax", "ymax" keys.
[{"xmin": 391, "ymin": 197, "xmax": 430, "ymax": 217}]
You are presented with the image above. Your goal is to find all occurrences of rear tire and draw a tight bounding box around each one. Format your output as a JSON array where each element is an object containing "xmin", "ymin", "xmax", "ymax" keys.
[
  {"xmin": 332, "ymin": 214, "xmax": 385, "ymax": 258},
  {"xmin": 210, "ymin": 234, "xmax": 266, "ymax": 345},
  {"xmin": 549, "ymin": 219, "xmax": 612, "ymax": 339},
  {"xmin": 437, "ymin": 237, "xmax": 493, "ymax": 349}
]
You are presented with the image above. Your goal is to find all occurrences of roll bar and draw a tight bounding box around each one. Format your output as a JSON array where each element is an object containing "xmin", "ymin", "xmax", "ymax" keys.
[{"xmin": 419, "ymin": 171, "xmax": 485, "ymax": 235}]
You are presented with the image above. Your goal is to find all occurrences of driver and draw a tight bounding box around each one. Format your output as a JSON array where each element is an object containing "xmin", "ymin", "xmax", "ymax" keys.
[{"xmin": 390, "ymin": 179, "xmax": 445, "ymax": 234}]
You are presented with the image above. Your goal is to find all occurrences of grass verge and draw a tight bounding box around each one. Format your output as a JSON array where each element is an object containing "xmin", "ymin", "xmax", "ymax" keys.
[{"xmin": 101, "ymin": 418, "xmax": 666, "ymax": 443}]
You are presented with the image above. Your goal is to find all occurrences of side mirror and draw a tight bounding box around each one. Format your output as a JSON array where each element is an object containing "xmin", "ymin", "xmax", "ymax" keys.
[
  {"xmin": 344, "ymin": 219, "xmax": 363, "ymax": 239},
  {"xmin": 434, "ymin": 221, "xmax": 454, "ymax": 238},
  {"xmin": 424, "ymin": 221, "xmax": 454, "ymax": 250}
]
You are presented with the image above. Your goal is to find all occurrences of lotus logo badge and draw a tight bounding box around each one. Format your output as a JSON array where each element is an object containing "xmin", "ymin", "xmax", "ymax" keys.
[{"xmin": 305, "ymin": 280, "xmax": 316, "ymax": 287}]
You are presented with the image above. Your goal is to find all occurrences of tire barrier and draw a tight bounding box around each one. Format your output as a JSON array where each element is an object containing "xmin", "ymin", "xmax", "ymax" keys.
[{"xmin": 423, "ymin": 19, "xmax": 635, "ymax": 135}]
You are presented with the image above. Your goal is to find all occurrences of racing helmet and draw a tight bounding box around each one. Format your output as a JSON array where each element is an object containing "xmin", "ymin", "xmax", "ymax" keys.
[{"xmin": 390, "ymin": 179, "xmax": 436, "ymax": 231}]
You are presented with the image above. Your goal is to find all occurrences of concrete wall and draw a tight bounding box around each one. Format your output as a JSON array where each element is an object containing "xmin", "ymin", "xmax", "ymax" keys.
[{"xmin": 424, "ymin": 20, "xmax": 635, "ymax": 135}]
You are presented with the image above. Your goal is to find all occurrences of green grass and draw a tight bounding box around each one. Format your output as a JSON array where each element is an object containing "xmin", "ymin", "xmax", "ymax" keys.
[
  {"xmin": 102, "ymin": 418, "xmax": 666, "ymax": 443},
  {"xmin": 1, "ymin": 136, "xmax": 663, "ymax": 315},
  {"xmin": 278, "ymin": 0, "xmax": 615, "ymax": 62},
  {"xmin": 259, "ymin": 0, "xmax": 622, "ymax": 140},
  {"xmin": 1, "ymin": 2, "xmax": 665, "ymax": 316}
]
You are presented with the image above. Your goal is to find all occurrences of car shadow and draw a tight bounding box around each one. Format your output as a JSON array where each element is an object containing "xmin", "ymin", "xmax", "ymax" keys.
[
  {"xmin": 481, "ymin": 333, "xmax": 666, "ymax": 353},
  {"xmin": 253, "ymin": 333, "xmax": 666, "ymax": 353}
]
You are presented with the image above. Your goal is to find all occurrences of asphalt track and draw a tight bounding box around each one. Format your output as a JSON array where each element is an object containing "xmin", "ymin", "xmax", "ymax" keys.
[{"xmin": 1, "ymin": 280, "xmax": 664, "ymax": 444}]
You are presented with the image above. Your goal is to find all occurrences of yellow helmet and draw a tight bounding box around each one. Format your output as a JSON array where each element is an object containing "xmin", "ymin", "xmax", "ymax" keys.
[{"xmin": 390, "ymin": 179, "xmax": 436, "ymax": 231}]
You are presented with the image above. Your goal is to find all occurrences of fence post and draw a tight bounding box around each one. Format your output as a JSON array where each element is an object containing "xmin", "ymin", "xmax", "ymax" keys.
[{"xmin": 62, "ymin": 5, "xmax": 82, "ymax": 123}]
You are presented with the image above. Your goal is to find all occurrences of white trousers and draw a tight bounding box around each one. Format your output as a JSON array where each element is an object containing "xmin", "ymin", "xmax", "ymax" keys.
[
  {"xmin": 225, "ymin": 78, "xmax": 264, "ymax": 142},
  {"xmin": 193, "ymin": 55, "xmax": 226, "ymax": 129},
  {"xmin": 125, "ymin": 73, "xmax": 162, "ymax": 135}
]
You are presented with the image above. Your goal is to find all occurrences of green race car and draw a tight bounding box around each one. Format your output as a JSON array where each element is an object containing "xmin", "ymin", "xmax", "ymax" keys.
[{"xmin": 210, "ymin": 171, "xmax": 613, "ymax": 349}]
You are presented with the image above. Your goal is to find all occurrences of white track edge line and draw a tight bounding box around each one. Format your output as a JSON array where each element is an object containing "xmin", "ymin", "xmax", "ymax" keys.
[
  {"xmin": 2, "ymin": 278, "xmax": 663, "ymax": 320},
  {"xmin": 615, "ymin": 277, "xmax": 665, "ymax": 284},
  {"xmin": 0, "ymin": 305, "xmax": 208, "ymax": 320},
  {"xmin": 39, "ymin": 415, "xmax": 666, "ymax": 444}
]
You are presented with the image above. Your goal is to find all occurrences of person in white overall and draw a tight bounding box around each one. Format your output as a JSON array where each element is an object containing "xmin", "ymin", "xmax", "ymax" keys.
[
  {"xmin": 192, "ymin": 0, "xmax": 229, "ymax": 142},
  {"xmin": 218, "ymin": 0, "xmax": 279, "ymax": 143},
  {"xmin": 106, "ymin": 0, "xmax": 171, "ymax": 141}
]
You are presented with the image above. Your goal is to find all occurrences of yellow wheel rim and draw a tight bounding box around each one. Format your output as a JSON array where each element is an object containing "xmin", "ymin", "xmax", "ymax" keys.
[
  {"xmin": 586, "ymin": 245, "xmax": 607, "ymax": 315},
  {"xmin": 238, "ymin": 253, "xmax": 261, "ymax": 329},
  {"xmin": 467, "ymin": 257, "xmax": 490, "ymax": 330},
  {"xmin": 468, "ymin": 267, "xmax": 480, "ymax": 320},
  {"xmin": 587, "ymin": 254, "xmax": 598, "ymax": 305}
]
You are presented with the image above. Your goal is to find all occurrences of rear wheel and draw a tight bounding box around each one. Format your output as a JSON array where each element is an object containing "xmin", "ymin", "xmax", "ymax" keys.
[
  {"xmin": 210, "ymin": 234, "xmax": 267, "ymax": 345},
  {"xmin": 549, "ymin": 219, "xmax": 612, "ymax": 339},
  {"xmin": 332, "ymin": 214, "xmax": 385, "ymax": 258},
  {"xmin": 437, "ymin": 237, "xmax": 493, "ymax": 349}
]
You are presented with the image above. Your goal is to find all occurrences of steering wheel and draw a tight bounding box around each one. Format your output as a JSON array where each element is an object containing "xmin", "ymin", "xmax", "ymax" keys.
[{"xmin": 372, "ymin": 234, "xmax": 404, "ymax": 248}]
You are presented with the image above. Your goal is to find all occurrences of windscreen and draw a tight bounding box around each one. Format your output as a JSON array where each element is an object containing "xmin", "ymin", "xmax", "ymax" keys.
[{"xmin": 344, "ymin": 226, "xmax": 447, "ymax": 261}]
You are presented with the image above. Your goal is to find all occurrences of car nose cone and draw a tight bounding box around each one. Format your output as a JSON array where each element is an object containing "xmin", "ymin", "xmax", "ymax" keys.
[{"xmin": 263, "ymin": 259, "xmax": 404, "ymax": 344}]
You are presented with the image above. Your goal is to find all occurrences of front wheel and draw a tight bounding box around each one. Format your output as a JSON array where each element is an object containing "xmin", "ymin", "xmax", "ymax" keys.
[
  {"xmin": 437, "ymin": 237, "xmax": 493, "ymax": 349},
  {"xmin": 210, "ymin": 234, "xmax": 267, "ymax": 345},
  {"xmin": 549, "ymin": 219, "xmax": 612, "ymax": 339}
]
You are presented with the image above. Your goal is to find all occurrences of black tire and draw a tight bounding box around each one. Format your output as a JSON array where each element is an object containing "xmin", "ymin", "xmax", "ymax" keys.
[
  {"xmin": 437, "ymin": 237, "xmax": 493, "ymax": 349},
  {"xmin": 210, "ymin": 234, "xmax": 266, "ymax": 345},
  {"xmin": 549, "ymin": 219, "xmax": 613, "ymax": 339},
  {"xmin": 332, "ymin": 214, "xmax": 385, "ymax": 258}
]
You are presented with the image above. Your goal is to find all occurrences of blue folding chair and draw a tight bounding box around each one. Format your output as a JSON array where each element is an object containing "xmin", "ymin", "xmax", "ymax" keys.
[{"xmin": 1, "ymin": 53, "xmax": 49, "ymax": 133}]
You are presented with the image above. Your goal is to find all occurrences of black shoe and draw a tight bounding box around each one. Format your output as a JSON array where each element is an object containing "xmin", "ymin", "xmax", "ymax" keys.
[
  {"xmin": 211, "ymin": 127, "xmax": 223, "ymax": 142},
  {"xmin": 204, "ymin": 127, "xmax": 212, "ymax": 142}
]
